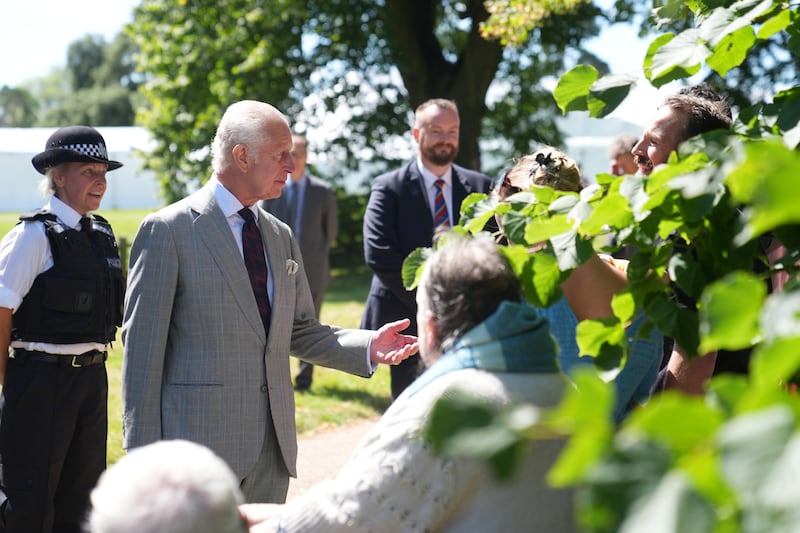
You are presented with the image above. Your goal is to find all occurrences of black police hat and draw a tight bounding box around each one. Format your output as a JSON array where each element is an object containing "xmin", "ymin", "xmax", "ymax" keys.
[{"xmin": 31, "ymin": 126, "xmax": 123, "ymax": 175}]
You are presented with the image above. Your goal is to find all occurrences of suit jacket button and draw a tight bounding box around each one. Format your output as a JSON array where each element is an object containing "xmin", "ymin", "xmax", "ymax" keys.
[{"xmin": 260, "ymin": 385, "xmax": 268, "ymax": 392}]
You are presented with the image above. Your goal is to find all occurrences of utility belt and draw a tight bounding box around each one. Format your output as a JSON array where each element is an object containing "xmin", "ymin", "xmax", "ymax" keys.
[{"xmin": 12, "ymin": 349, "xmax": 107, "ymax": 368}]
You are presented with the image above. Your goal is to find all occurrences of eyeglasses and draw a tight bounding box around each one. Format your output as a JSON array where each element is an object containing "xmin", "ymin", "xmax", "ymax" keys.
[{"xmin": 494, "ymin": 171, "xmax": 522, "ymax": 198}]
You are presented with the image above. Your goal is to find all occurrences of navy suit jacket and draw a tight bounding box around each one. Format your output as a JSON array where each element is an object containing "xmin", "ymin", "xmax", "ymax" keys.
[{"xmin": 361, "ymin": 161, "xmax": 493, "ymax": 335}]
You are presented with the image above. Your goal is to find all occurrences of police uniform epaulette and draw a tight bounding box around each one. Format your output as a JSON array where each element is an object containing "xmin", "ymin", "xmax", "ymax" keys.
[{"xmin": 19, "ymin": 208, "xmax": 57, "ymax": 223}]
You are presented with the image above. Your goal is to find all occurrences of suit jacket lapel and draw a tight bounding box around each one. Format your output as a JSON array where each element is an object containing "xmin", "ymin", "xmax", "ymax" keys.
[
  {"xmin": 258, "ymin": 209, "xmax": 290, "ymax": 344},
  {"xmin": 189, "ymin": 187, "xmax": 266, "ymax": 342}
]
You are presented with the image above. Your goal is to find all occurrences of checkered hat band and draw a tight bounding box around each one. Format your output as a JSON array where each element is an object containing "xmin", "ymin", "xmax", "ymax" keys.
[{"xmin": 60, "ymin": 143, "xmax": 108, "ymax": 159}]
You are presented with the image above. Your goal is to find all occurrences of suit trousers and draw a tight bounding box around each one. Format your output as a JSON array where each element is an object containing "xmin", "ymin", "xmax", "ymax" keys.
[
  {"xmin": 239, "ymin": 413, "xmax": 290, "ymax": 503},
  {"xmin": 0, "ymin": 357, "xmax": 107, "ymax": 533}
]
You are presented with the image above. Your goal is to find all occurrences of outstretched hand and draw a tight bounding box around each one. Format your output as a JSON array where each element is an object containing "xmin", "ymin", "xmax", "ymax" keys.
[
  {"xmin": 239, "ymin": 503, "xmax": 280, "ymax": 532},
  {"xmin": 369, "ymin": 318, "xmax": 419, "ymax": 365}
]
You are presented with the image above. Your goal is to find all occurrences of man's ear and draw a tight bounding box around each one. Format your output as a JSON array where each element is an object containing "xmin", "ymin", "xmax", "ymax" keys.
[
  {"xmin": 231, "ymin": 144, "xmax": 250, "ymax": 172},
  {"xmin": 420, "ymin": 308, "xmax": 439, "ymax": 355}
]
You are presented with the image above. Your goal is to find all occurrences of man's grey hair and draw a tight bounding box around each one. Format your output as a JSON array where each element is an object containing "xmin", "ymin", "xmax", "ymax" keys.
[
  {"xmin": 87, "ymin": 440, "xmax": 245, "ymax": 533},
  {"xmin": 211, "ymin": 100, "xmax": 284, "ymax": 173},
  {"xmin": 418, "ymin": 234, "xmax": 521, "ymax": 353}
]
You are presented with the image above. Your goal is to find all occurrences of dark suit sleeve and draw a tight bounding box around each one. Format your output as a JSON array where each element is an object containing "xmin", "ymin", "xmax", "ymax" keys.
[
  {"xmin": 362, "ymin": 179, "xmax": 417, "ymax": 310},
  {"xmin": 324, "ymin": 185, "xmax": 338, "ymax": 248}
]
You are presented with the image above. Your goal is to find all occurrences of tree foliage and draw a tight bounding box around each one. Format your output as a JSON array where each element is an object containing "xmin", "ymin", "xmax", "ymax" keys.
[
  {"xmin": 406, "ymin": 1, "xmax": 800, "ymax": 530},
  {"xmin": 129, "ymin": 0, "xmax": 616, "ymax": 203},
  {"xmin": 0, "ymin": 86, "xmax": 37, "ymax": 127},
  {"xmin": 28, "ymin": 33, "xmax": 140, "ymax": 127}
]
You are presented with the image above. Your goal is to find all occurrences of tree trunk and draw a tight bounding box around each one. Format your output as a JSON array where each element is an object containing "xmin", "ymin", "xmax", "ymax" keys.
[{"xmin": 384, "ymin": 0, "xmax": 503, "ymax": 171}]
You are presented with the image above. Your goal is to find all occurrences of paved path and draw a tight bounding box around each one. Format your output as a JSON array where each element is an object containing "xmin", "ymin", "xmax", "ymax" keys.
[{"xmin": 287, "ymin": 418, "xmax": 376, "ymax": 501}]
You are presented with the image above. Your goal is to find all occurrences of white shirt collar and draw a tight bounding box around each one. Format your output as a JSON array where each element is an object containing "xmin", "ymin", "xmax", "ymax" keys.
[
  {"xmin": 210, "ymin": 178, "xmax": 255, "ymax": 220},
  {"xmin": 48, "ymin": 196, "xmax": 84, "ymax": 229},
  {"xmin": 416, "ymin": 158, "xmax": 453, "ymax": 189}
]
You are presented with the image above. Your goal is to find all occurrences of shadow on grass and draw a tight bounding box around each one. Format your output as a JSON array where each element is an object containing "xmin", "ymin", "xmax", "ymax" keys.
[
  {"xmin": 324, "ymin": 265, "xmax": 372, "ymax": 304},
  {"xmin": 310, "ymin": 383, "xmax": 391, "ymax": 414}
]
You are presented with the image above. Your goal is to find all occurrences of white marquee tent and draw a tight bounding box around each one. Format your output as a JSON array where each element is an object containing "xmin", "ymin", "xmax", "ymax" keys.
[{"xmin": 0, "ymin": 127, "xmax": 162, "ymax": 212}]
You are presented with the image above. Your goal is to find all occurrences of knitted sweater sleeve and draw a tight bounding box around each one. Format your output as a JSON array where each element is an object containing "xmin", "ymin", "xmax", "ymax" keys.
[{"xmin": 268, "ymin": 372, "xmax": 502, "ymax": 532}]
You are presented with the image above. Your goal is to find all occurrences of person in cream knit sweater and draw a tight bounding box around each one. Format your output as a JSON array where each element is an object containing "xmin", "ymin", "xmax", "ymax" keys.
[{"xmin": 241, "ymin": 234, "xmax": 576, "ymax": 532}]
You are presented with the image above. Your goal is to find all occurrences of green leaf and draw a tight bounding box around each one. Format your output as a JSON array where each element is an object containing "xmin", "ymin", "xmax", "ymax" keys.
[
  {"xmin": 760, "ymin": 292, "xmax": 800, "ymax": 343},
  {"xmin": 401, "ymin": 247, "xmax": 431, "ymax": 290},
  {"xmin": 619, "ymin": 174, "xmax": 652, "ymax": 221},
  {"xmin": 581, "ymin": 181, "xmax": 634, "ymax": 235},
  {"xmin": 612, "ymin": 290, "xmax": 636, "ymax": 325},
  {"xmin": 707, "ymin": 25, "xmax": 756, "ymax": 77},
  {"xmin": 527, "ymin": 252, "xmax": 565, "ymax": 308},
  {"xmin": 618, "ymin": 471, "xmax": 715, "ymax": 533},
  {"xmin": 625, "ymin": 393, "xmax": 724, "ymax": 453},
  {"xmin": 698, "ymin": 271, "xmax": 766, "ymax": 354},
  {"xmin": 499, "ymin": 208, "xmax": 531, "ymax": 245},
  {"xmin": 578, "ymin": 439, "xmax": 673, "ymax": 533},
  {"xmin": 424, "ymin": 390, "xmax": 546, "ymax": 481},
  {"xmin": 717, "ymin": 406, "xmax": 795, "ymax": 496},
  {"xmin": 501, "ymin": 245, "xmax": 564, "ymax": 308},
  {"xmin": 524, "ymin": 215, "xmax": 574, "ymax": 244},
  {"xmin": 774, "ymin": 92, "xmax": 800, "ymax": 149},
  {"xmin": 553, "ymin": 65, "xmax": 598, "ymax": 115},
  {"xmin": 459, "ymin": 192, "xmax": 497, "ymax": 234},
  {"xmin": 646, "ymin": 29, "xmax": 709, "ymax": 87},
  {"xmin": 425, "ymin": 389, "xmax": 498, "ymax": 454},
  {"xmin": 644, "ymin": 291, "xmax": 701, "ymax": 358},
  {"xmin": 668, "ymin": 252, "xmax": 707, "ymax": 303},
  {"xmin": 757, "ymin": 8, "xmax": 791, "ymax": 39},
  {"xmin": 727, "ymin": 140, "xmax": 800, "ymax": 243},
  {"xmin": 753, "ymin": 433, "xmax": 800, "ymax": 524},
  {"xmin": 547, "ymin": 368, "xmax": 615, "ymax": 486},
  {"xmin": 587, "ymin": 74, "xmax": 638, "ymax": 118},
  {"xmin": 550, "ymin": 231, "xmax": 594, "ymax": 272},
  {"xmin": 548, "ymin": 193, "xmax": 581, "ymax": 215},
  {"xmin": 750, "ymin": 336, "xmax": 800, "ymax": 391},
  {"xmin": 576, "ymin": 317, "xmax": 625, "ymax": 369},
  {"xmin": 697, "ymin": 2, "xmax": 770, "ymax": 48}
]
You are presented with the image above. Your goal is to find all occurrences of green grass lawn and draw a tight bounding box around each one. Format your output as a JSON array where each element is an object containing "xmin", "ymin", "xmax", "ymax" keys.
[{"xmin": 1, "ymin": 209, "xmax": 387, "ymax": 465}]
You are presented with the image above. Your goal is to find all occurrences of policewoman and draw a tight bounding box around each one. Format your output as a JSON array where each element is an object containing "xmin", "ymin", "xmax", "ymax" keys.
[{"xmin": 0, "ymin": 126, "xmax": 125, "ymax": 532}]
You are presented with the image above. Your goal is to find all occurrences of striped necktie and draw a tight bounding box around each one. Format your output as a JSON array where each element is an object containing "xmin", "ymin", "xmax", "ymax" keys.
[
  {"xmin": 433, "ymin": 179, "xmax": 450, "ymax": 229},
  {"xmin": 239, "ymin": 207, "xmax": 271, "ymax": 336}
]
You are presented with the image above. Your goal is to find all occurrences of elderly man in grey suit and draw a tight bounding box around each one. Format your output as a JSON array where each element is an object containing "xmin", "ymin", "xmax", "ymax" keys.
[
  {"xmin": 262, "ymin": 134, "xmax": 338, "ymax": 391},
  {"xmin": 121, "ymin": 100, "xmax": 418, "ymax": 504}
]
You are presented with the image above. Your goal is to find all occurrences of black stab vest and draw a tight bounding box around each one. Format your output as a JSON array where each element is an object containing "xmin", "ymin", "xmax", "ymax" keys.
[{"xmin": 12, "ymin": 210, "xmax": 125, "ymax": 345}]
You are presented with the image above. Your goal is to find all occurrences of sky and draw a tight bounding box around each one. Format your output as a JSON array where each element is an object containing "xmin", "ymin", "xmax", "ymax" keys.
[
  {"xmin": 0, "ymin": 0, "xmax": 662, "ymax": 123},
  {"xmin": 0, "ymin": 0, "xmax": 139, "ymax": 88}
]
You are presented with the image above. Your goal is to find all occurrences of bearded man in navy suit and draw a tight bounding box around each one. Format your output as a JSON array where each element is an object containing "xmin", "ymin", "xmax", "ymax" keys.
[{"xmin": 361, "ymin": 98, "xmax": 493, "ymax": 399}]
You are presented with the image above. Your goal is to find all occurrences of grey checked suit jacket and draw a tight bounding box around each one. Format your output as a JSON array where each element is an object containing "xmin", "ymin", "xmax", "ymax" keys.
[{"xmin": 121, "ymin": 183, "xmax": 372, "ymax": 479}]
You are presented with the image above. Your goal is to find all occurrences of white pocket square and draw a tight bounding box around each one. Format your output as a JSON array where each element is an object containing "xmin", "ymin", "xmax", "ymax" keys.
[{"xmin": 286, "ymin": 259, "xmax": 299, "ymax": 275}]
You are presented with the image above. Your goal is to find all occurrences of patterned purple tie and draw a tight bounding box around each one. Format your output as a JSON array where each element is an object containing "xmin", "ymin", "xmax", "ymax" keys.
[
  {"xmin": 433, "ymin": 179, "xmax": 450, "ymax": 229},
  {"xmin": 239, "ymin": 208, "xmax": 271, "ymax": 336}
]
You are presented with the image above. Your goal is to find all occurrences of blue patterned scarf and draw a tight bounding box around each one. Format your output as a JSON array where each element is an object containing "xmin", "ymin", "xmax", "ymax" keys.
[{"xmin": 406, "ymin": 300, "xmax": 560, "ymax": 397}]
